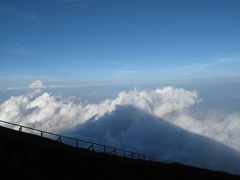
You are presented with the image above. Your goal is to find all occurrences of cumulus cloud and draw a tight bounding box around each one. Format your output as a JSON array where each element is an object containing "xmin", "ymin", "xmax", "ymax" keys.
[
  {"xmin": 1, "ymin": 86, "xmax": 240, "ymax": 174},
  {"xmin": 0, "ymin": 87, "xmax": 197, "ymax": 132},
  {"xmin": 28, "ymin": 80, "xmax": 46, "ymax": 89}
]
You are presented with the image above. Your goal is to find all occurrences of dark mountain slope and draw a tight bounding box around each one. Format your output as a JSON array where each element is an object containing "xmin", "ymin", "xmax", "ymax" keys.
[{"xmin": 0, "ymin": 125, "xmax": 239, "ymax": 180}]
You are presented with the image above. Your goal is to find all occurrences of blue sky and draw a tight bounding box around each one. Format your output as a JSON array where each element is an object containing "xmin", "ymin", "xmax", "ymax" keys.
[
  {"xmin": 0, "ymin": 0, "xmax": 240, "ymax": 88},
  {"xmin": 1, "ymin": 1, "xmax": 240, "ymax": 173}
]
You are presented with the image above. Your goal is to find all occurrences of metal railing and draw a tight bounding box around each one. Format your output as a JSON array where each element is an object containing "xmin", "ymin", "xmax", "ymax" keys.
[{"xmin": 0, "ymin": 120, "xmax": 166, "ymax": 163}]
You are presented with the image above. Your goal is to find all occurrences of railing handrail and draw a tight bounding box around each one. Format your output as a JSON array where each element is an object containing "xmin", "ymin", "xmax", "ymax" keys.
[{"xmin": 0, "ymin": 119, "xmax": 167, "ymax": 163}]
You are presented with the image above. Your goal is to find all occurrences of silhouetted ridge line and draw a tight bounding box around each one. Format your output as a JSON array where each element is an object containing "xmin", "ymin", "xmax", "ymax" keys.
[{"xmin": 0, "ymin": 119, "xmax": 166, "ymax": 163}]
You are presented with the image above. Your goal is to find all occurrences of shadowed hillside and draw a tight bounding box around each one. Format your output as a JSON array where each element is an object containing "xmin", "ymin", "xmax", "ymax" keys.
[{"xmin": 0, "ymin": 126, "xmax": 239, "ymax": 180}]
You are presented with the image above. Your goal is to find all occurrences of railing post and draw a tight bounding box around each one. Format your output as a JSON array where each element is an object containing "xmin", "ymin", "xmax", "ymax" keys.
[
  {"xmin": 137, "ymin": 154, "xmax": 140, "ymax": 159},
  {"xmin": 76, "ymin": 140, "xmax": 78, "ymax": 148},
  {"xmin": 19, "ymin": 126, "xmax": 22, "ymax": 132},
  {"xmin": 88, "ymin": 143, "xmax": 94, "ymax": 151},
  {"xmin": 40, "ymin": 131, "xmax": 43, "ymax": 137},
  {"xmin": 103, "ymin": 146, "xmax": 106, "ymax": 153},
  {"xmin": 109, "ymin": 148, "xmax": 116, "ymax": 156},
  {"xmin": 57, "ymin": 135, "xmax": 62, "ymax": 142}
]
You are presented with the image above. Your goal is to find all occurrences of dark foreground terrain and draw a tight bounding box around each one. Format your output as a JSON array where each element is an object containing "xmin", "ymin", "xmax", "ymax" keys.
[{"xmin": 0, "ymin": 126, "xmax": 239, "ymax": 180}]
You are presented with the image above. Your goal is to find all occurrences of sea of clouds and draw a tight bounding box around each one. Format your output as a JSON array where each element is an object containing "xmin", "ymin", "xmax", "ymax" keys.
[{"xmin": 1, "ymin": 81, "xmax": 240, "ymax": 174}]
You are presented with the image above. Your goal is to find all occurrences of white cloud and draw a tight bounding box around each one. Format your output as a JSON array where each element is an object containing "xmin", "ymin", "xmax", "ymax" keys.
[
  {"xmin": 1, "ymin": 86, "xmax": 240, "ymax": 174},
  {"xmin": 1, "ymin": 86, "xmax": 240, "ymax": 151},
  {"xmin": 28, "ymin": 80, "xmax": 46, "ymax": 89},
  {"xmin": 0, "ymin": 86, "xmax": 198, "ymax": 132}
]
